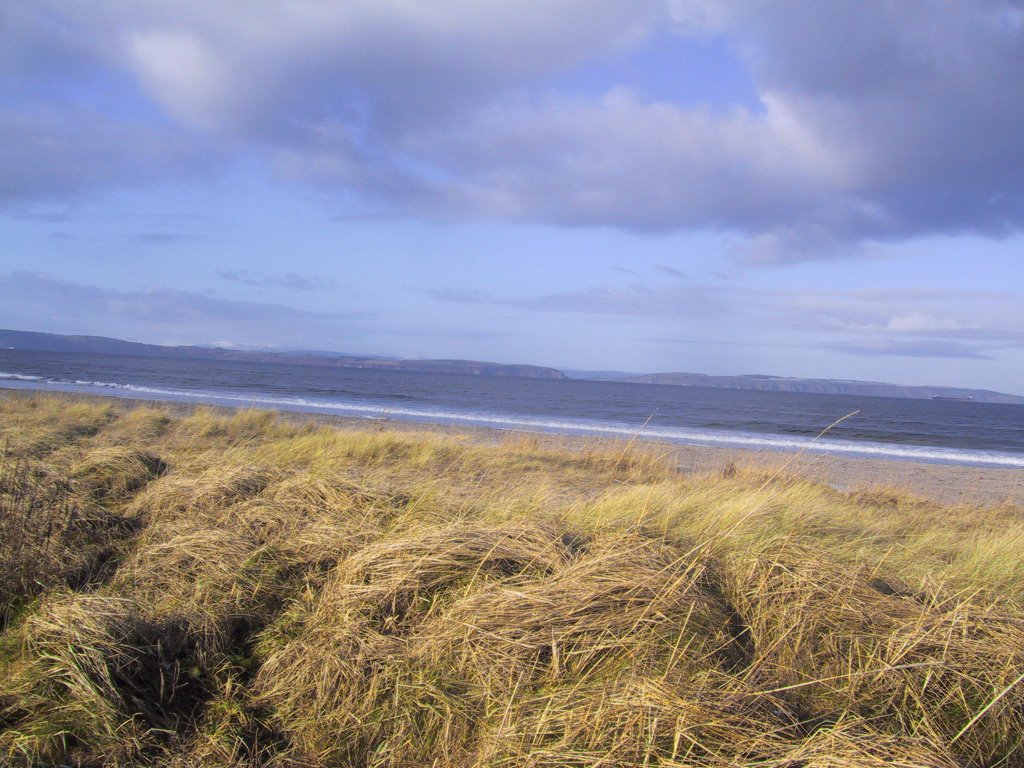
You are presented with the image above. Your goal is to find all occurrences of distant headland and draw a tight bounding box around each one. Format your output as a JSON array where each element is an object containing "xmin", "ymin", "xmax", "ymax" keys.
[
  {"xmin": 0, "ymin": 329, "xmax": 566, "ymax": 380},
  {"xmin": 592, "ymin": 371, "xmax": 1024, "ymax": 405},
  {"xmin": 2, "ymin": 329, "xmax": 1021, "ymax": 403}
]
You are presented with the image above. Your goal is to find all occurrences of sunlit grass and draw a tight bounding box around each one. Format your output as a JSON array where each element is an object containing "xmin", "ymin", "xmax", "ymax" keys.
[{"xmin": 0, "ymin": 391, "xmax": 1022, "ymax": 767}]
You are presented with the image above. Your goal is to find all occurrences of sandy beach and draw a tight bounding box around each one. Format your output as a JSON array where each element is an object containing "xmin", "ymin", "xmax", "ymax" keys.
[
  {"xmin": 6, "ymin": 388, "xmax": 1020, "ymax": 509},
  {"xmin": 222, "ymin": 396, "xmax": 1024, "ymax": 509},
  {"xmin": 491, "ymin": 432, "xmax": 1024, "ymax": 509},
  {"xmin": 666, "ymin": 443, "xmax": 1024, "ymax": 508}
]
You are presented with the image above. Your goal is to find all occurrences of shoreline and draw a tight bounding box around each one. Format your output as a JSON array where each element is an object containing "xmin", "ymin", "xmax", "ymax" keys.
[
  {"xmin": 2, "ymin": 378, "xmax": 1023, "ymax": 471},
  {"xmin": 2, "ymin": 387, "xmax": 1021, "ymax": 509}
]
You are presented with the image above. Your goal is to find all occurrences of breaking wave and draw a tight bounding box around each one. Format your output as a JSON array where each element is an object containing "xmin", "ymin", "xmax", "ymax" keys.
[{"xmin": 2, "ymin": 371, "xmax": 1022, "ymax": 469}]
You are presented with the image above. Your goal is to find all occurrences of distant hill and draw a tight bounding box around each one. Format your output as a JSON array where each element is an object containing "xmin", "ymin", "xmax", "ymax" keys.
[
  {"xmin": 622, "ymin": 372, "xmax": 1024, "ymax": 405},
  {"xmin": 3, "ymin": 329, "xmax": 1021, "ymax": 402},
  {"xmin": 561, "ymin": 368, "xmax": 641, "ymax": 380},
  {"xmin": 0, "ymin": 329, "xmax": 566, "ymax": 380}
]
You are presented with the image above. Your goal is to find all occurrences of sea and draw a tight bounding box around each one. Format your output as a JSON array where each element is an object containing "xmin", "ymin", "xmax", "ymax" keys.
[{"xmin": 1, "ymin": 349, "xmax": 1023, "ymax": 469}]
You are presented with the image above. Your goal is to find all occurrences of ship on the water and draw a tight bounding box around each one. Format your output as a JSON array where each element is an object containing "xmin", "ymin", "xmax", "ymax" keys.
[{"xmin": 932, "ymin": 394, "xmax": 974, "ymax": 401}]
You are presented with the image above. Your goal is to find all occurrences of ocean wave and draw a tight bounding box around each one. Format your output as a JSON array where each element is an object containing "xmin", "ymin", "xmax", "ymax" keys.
[
  {"xmin": 2, "ymin": 373, "xmax": 1022, "ymax": 469},
  {"xmin": 0, "ymin": 371, "xmax": 42, "ymax": 381}
]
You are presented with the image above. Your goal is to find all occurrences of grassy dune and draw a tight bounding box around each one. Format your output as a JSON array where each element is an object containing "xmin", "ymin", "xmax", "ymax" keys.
[{"xmin": 1, "ymin": 392, "xmax": 1023, "ymax": 767}]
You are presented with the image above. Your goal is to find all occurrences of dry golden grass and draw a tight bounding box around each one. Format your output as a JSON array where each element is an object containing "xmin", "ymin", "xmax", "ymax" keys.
[{"xmin": 0, "ymin": 391, "xmax": 1022, "ymax": 767}]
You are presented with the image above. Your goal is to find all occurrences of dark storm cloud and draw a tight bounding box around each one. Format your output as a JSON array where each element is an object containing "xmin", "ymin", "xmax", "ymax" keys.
[{"xmin": 3, "ymin": 2, "xmax": 1024, "ymax": 258}]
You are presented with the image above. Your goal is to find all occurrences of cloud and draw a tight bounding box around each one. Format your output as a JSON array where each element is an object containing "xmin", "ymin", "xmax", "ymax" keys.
[
  {"xmin": 3, "ymin": 2, "xmax": 1024, "ymax": 257},
  {"xmin": 428, "ymin": 277, "xmax": 1024, "ymax": 362},
  {"xmin": 372, "ymin": 323, "xmax": 510, "ymax": 342},
  {"xmin": 648, "ymin": 336, "xmax": 795, "ymax": 348},
  {"xmin": 429, "ymin": 279, "xmax": 1023, "ymax": 337},
  {"xmin": 8, "ymin": 209, "xmax": 71, "ymax": 223},
  {"xmin": 885, "ymin": 313, "xmax": 961, "ymax": 333},
  {"xmin": 511, "ymin": 282, "xmax": 729, "ymax": 317},
  {"xmin": 289, "ymin": 87, "xmax": 842, "ymax": 233},
  {"xmin": 115, "ymin": 2, "xmax": 658, "ymax": 134},
  {"xmin": 426, "ymin": 282, "xmax": 730, "ymax": 317},
  {"xmin": 653, "ymin": 264, "xmax": 687, "ymax": 279},
  {"xmin": 0, "ymin": 107, "xmax": 214, "ymax": 206},
  {"xmin": 759, "ymin": 288, "xmax": 1024, "ymax": 343},
  {"xmin": 0, "ymin": 272, "xmax": 366, "ymax": 347},
  {"xmin": 825, "ymin": 340, "xmax": 995, "ymax": 360},
  {"xmin": 422, "ymin": 287, "xmax": 493, "ymax": 304},
  {"xmin": 217, "ymin": 269, "xmax": 338, "ymax": 291},
  {"xmin": 135, "ymin": 232, "xmax": 189, "ymax": 245},
  {"xmin": 668, "ymin": 1, "xmax": 1024, "ymax": 258}
]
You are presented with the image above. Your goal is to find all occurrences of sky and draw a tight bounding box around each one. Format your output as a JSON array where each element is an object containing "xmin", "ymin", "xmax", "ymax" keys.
[{"xmin": 1, "ymin": 1, "xmax": 1023, "ymax": 394}]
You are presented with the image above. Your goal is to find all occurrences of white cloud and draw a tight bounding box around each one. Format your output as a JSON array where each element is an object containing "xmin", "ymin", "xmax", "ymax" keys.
[
  {"xmin": 0, "ymin": 272, "xmax": 367, "ymax": 347},
  {"xmin": 3, "ymin": 1, "xmax": 1024, "ymax": 259},
  {"xmin": 429, "ymin": 279, "xmax": 1024, "ymax": 359},
  {"xmin": 389, "ymin": 87, "xmax": 847, "ymax": 231},
  {"xmin": 886, "ymin": 314, "xmax": 962, "ymax": 333},
  {"xmin": 128, "ymin": 31, "xmax": 233, "ymax": 130}
]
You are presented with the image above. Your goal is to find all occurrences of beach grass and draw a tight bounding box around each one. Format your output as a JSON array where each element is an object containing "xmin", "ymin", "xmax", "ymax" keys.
[{"xmin": 1, "ymin": 391, "xmax": 1023, "ymax": 767}]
